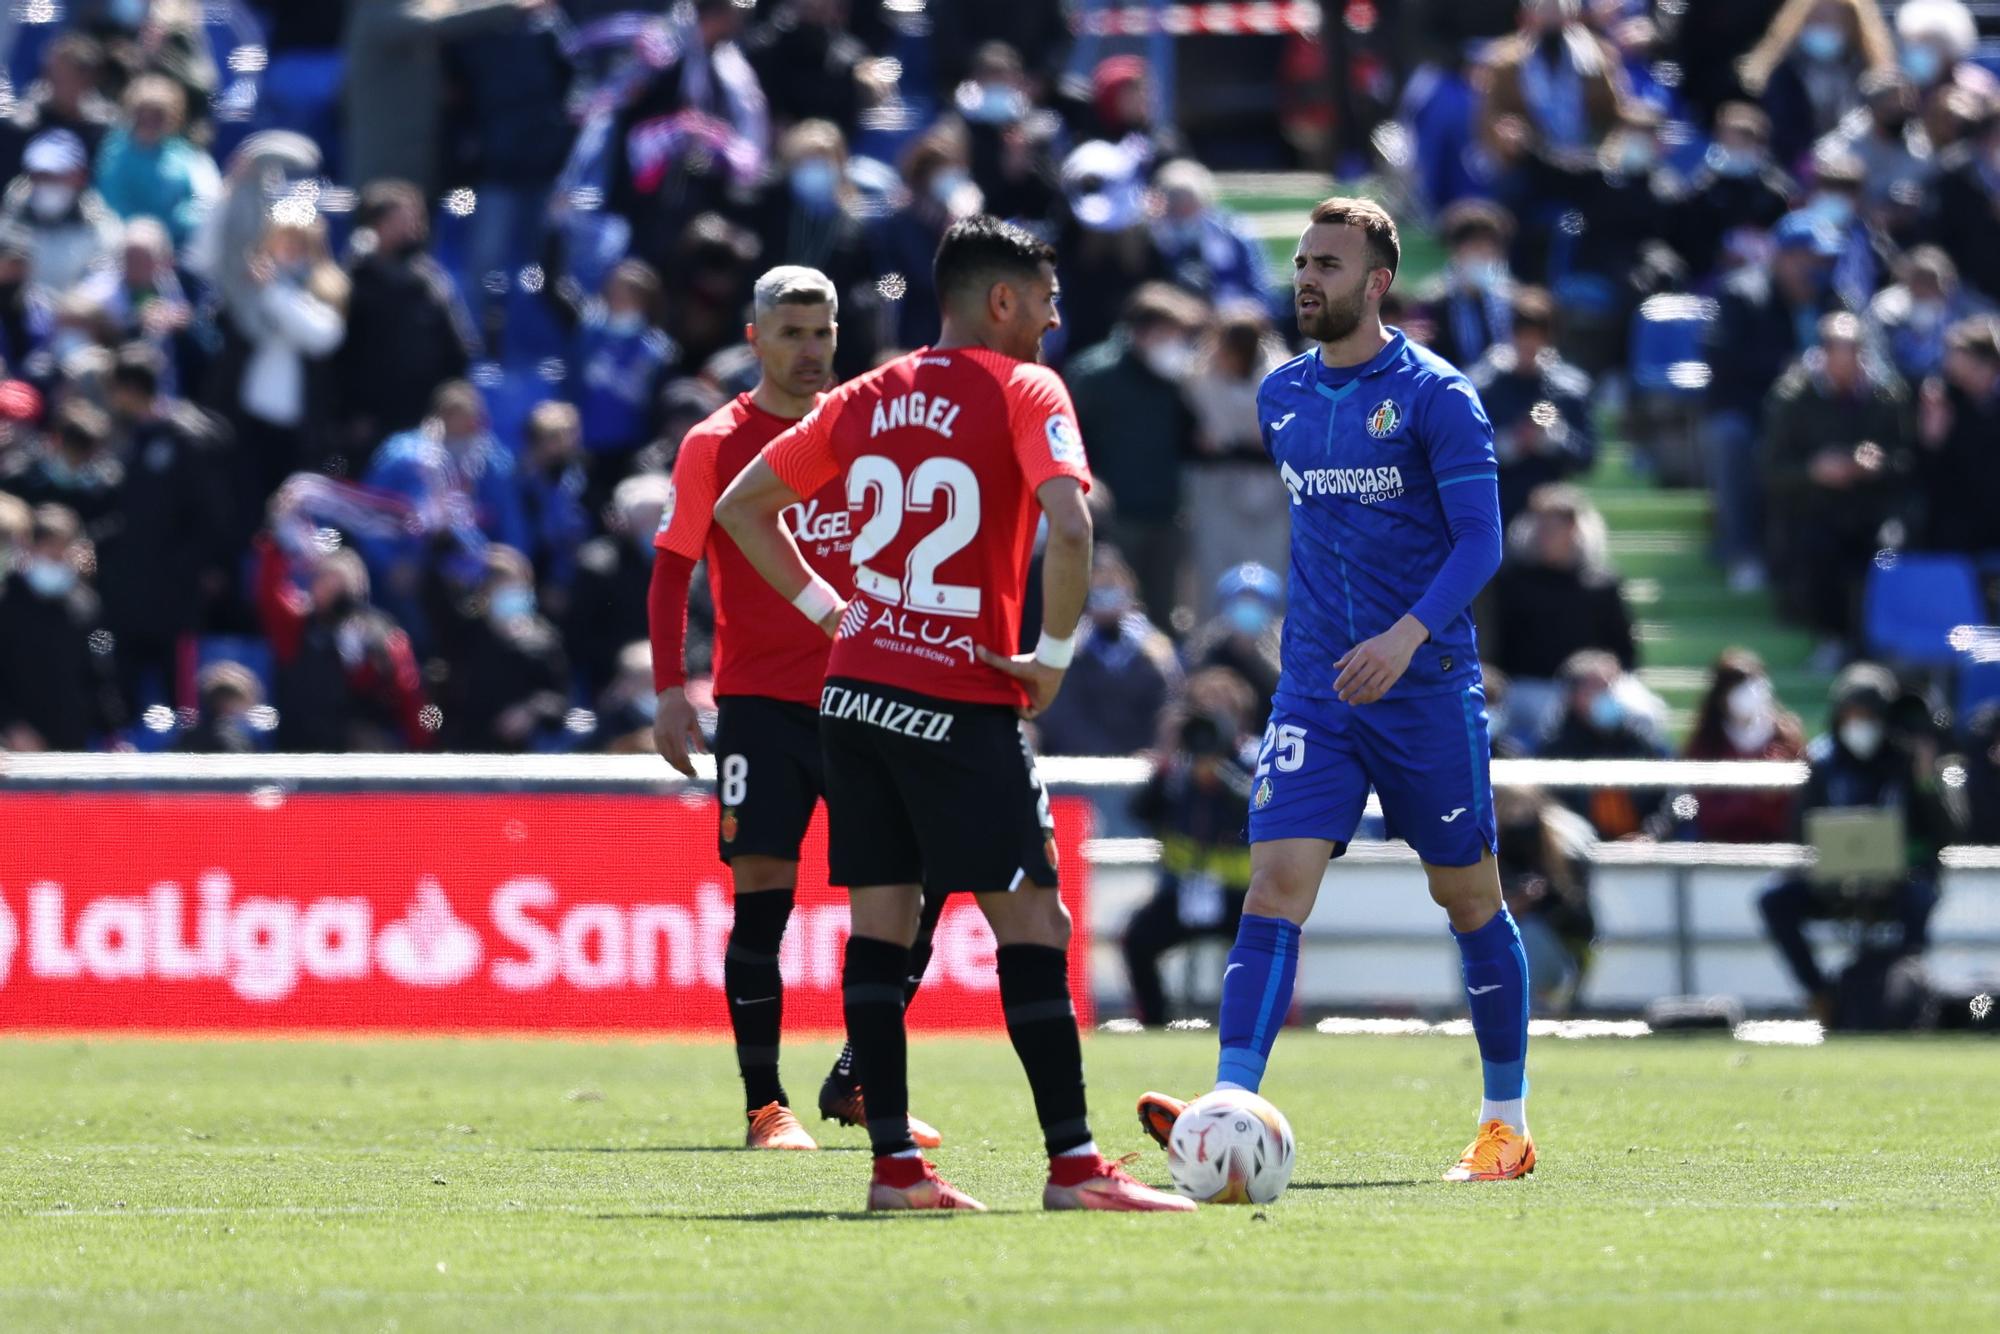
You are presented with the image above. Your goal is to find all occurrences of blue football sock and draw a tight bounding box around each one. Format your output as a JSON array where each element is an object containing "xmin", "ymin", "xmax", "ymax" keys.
[
  {"xmin": 1214, "ymin": 914, "xmax": 1301, "ymax": 1093},
  {"xmin": 1453, "ymin": 905, "xmax": 1531, "ymax": 1128}
]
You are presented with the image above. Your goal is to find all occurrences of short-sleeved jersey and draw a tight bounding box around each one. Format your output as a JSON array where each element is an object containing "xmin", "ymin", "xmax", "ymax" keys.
[
  {"xmin": 762, "ymin": 345, "xmax": 1092, "ymax": 707},
  {"xmin": 655, "ymin": 392, "xmax": 851, "ymax": 705},
  {"xmin": 1258, "ymin": 328, "xmax": 1498, "ymax": 701}
]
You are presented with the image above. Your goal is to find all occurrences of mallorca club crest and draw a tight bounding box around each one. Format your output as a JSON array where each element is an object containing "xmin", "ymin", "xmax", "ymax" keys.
[
  {"xmin": 1253, "ymin": 777, "xmax": 1273, "ymax": 810},
  {"xmin": 1366, "ymin": 400, "xmax": 1402, "ymax": 439},
  {"xmin": 721, "ymin": 808, "xmax": 739, "ymax": 844}
]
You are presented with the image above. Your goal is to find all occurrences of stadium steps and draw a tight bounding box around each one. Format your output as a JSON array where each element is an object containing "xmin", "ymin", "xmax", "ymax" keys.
[{"xmin": 1584, "ymin": 441, "xmax": 1833, "ymax": 737}]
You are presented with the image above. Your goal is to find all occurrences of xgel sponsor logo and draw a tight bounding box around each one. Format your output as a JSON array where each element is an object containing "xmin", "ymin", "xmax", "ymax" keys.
[
  {"xmin": 819, "ymin": 684, "xmax": 956, "ymax": 741},
  {"xmin": 781, "ymin": 497, "xmax": 852, "ymax": 545},
  {"xmin": 1280, "ymin": 461, "xmax": 1404, "ymax": 505}
]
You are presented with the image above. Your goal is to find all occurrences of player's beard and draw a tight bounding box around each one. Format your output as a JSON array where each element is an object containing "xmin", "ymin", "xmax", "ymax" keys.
[{"xmin": 1297, "ymin": 275, "xmax": 1368, "ymax": 343}]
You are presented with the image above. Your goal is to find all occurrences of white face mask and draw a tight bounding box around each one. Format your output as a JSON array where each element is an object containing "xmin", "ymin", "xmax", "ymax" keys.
[
  {"xmin": 1839, "ymin": 717, "xmax": 1885, "ymax": 759},
  {"xmin": 1723, "ymin": 678, "xmax": 1776, "ymax": 752},
  {"xmin": 29, "ymin": 183, "xmax": 75, "ymax": 221},
  {"xmin": 1141, "ymin": 337, "xmax": 1195, "ymax": 381}
]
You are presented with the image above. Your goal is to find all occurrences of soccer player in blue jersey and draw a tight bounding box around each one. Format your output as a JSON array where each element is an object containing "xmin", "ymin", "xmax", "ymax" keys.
[{"xmin": 1136, "ymin": 197, "xmax": 1534, "ymax": 1181}]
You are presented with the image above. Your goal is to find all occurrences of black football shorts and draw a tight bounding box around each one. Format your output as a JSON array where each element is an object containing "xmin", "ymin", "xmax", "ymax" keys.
[{"xmin": 818, "ymin": 676, "xmax": 1058, "ymax": 894}]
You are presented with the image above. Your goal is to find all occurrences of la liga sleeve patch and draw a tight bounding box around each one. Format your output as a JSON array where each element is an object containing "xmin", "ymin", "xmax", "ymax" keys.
[{"xmin": 1044, "ymin": 413, "xmax": 1084, "ymax": 466}]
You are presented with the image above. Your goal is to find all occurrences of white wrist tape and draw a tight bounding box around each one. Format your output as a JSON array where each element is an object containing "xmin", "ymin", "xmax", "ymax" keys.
[
  {"xmin": 1034, "ymin": 629, "xmax": 1078, "ymax": 670},
  {"xmin": 791, "ymin": 577, "xmax": 841, "ymax": 624}
]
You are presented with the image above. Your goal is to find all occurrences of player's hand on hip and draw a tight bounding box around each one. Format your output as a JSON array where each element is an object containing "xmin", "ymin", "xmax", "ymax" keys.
[
  {"xmin": 976, "ymin": 645, "xmax": 1065, "ymax": 719},
  {"xmin": 817, "ymin": 600, "xmax": 846, "ymax": 639},
  {"xmin": 1333, "ymin": 615, "xmax": 1429, "ymax": 705},
  {"xmin": 654, "ymin": 686, "xmax": 705, "ymax": 778}
]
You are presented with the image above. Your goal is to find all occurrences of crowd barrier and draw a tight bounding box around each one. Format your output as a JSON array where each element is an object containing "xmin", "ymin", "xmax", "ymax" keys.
[{"xmin": 2, "ymin": 754, "xmax": 1994, "ymax": 1025}]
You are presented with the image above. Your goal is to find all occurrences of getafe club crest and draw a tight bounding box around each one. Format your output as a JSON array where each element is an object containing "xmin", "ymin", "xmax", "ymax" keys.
[
  {"xmin": 1253, "ymin": 777, "xmax": 1273, "ymax": 810},
  {"xmin": 1366, "ymin": 400, "xmax": 1402, "ymax": 438}
]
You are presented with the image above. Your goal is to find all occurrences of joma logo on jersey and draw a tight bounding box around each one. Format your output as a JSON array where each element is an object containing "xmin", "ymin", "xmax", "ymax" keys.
[
  {"xmin": 781, "ymin": 497, "xmax": 851, "ymax": 544},
  {"xmin": 1280, "ymin": 461, "xmax": 1406, "ymax": 505}
]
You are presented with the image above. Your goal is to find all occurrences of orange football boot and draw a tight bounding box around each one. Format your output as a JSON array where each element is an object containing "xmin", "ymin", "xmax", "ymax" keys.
[
  {"xmin": 1443, "ymin": 1120, "xmax": 1537, "ymax": 1181},
  {"xmin": 1135, "ymin": 1090, "xmax": 1188, "ymax": 1150},
  {"xmin": 744, "ymin": 1102, "xmax": 817, "ymax": 1150},
  {"xmin": 818, "ymin": 1083, "xmax": 942, "ymax": 1149}
]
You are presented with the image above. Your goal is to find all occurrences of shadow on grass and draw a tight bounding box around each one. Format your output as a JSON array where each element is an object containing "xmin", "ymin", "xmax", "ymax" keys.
[
  {"xmin": 595, "ymin": 1209, "xmax": 984, "ymax": 1223},
  {"xmin": 532, "ymin": 1152, "xmax": 868, "ymax": 1160},
  {"xmin": 1284, "ymin": 1179, "xmax": 1425, "ymax": 1191}
]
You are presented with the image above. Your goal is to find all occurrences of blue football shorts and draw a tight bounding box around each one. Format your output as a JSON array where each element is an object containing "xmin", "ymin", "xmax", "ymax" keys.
[{"xmin": 1247, "ymin": 680, "xmax": 1498, "ymax": 867}]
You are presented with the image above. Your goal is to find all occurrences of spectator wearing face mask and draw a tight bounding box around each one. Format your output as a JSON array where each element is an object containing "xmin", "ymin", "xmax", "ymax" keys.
[
  {"xmin": 566, "ymin": 472, "xmax": 672, "ymax": 700},
  {"xmin": 1682, "ymin": 648, "xmax": 1808, "ymax": 842},
  {"xmin": 1480, "ymin": 0, "xmax": 1631, "ymax": 173},
  {"xmin": 1540, "ymin": 648, "xmax": 1672, "ymax": 838},
  {"xmin": 1183, "ymin": 563, "xmax": 1283, "ymax": 732},
  {"xmin": 1892, "ymin": 0, "xmax": 1996, "ymax": 107},
  {"xmin": 91, "ymin": 75, "xmax": 220, "ymax": 249},
  {"xmin": 1739, "ymin": 0, "xmax": 1898, "ymax": 169},
  {"xmin": 1866, "ymin": 246, "xmax": 1990, "ymax": 384},
  {"xmin": 1182, "ymin": 308, "xmax": 1291, "ymax": 608},
  {"xmin": 254, "ymin": 503, "xmax": 429, "ymax": 753},
  {"xmin": 1480, "ymin": 485, "xmax": 1635, "ymax": 748},
  {"xmin": 590, "ymin": 640, "xmax": 661, "ymax": 755},
  {"xmin": 0, "ymin": 502, "xmax": 122, "ymax": 750},
  {"xmin": 953, "ymin": 42, "xmax": 1060, "ymax": 225},
  {"xmin": 175, "ymin": 661, "xmax": 265, "ymax": 755},
  {"xmin": 1492, "ymin": 784, "xmax": 1598, "ymax": 1013},
  {"xmin": 1150, "ymin": 159, "xmax": 1268, "ymax": 308},
  {"xmin": 515, "ymin": 400, "xmax": 592, "ymax": 616},
  {"xmin": 438, "ymin": 544, "xmax": 571, "ymax": 753},
  {"xmin": 1120, "ymin": 701, "xmax": 1257, "ymax": 1026},
  {"xmin": 1067, "ymin": 282, "xmax": 1206, "ymax": 625},
  {"xmin": 1034, "ymin": 548, "xmax": 1182, "ymax": 758},
  {"xmin": 1762, "ymin": 311, "xmax": 1911, "ymax": 662},
  {"xmin": 1469, "ymin": 287, "xmax": 1596, "ymax": 524},
  {"xmin": 359, "ymin": 380, "xmax": 528, "ymax": 651},
  {"xmin": 1801, "ymin": 151, "xmax": 1895, "ymax": 312},
  {"xmin": 0, "ymin": 130, "xmax": 122, "ymax": 298},
  {"xmin": 339, "ymin": 179, "xmax": 479, "ymax": 453},
  {"xmin": 1413, "ymin": 201, "xmax": 1516, "ymax": 371},
  {"xmin": 1052, "ymin": 139, "xmax": 1171, "ymax": 364},
  {"xmin": 874, "ymin": 123, "xmax": 977, "ymax": 351},
  {"xmin": 0, "ymin": 35, "xmax": 116, "ymax": 185},
  {"xmin": 1815, "ymin": 70, "xmax": 1935, "ymax": 224},
  {"xmin": 931, "ymin": 0, "xmax": 1072, "ymax": 103},
  {"xmin": 1703, "ymin": 212, "xmax": 1846, "ymax": 593},
  {"xmin": 540, "ymin": 221, "xmax": 678, "ymax": 500},
  {"xmin": 1912, "ymin": 316, "xmax": 2000, "ymax": 554},
  {"xmin": 1757, "ymin": 662, "xmax": 1965, "ymax": 1025},
  {"xmin": 733, "ymin": 120, "xmax": 877, "ymax": 380},
  {"xmin": 1667, "ymin": 101, "xmax": 1796, "ymax": 281}
]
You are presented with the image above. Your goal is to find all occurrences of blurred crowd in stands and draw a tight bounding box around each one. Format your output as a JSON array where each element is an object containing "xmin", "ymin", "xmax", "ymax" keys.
[{"xmin": 0, "ymin": 0, "xmax": 1995, "ymax": 875}]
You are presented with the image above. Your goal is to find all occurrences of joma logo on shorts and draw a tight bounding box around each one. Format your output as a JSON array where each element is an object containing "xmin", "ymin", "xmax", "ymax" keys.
[
  {"xmin": 1280, "ymin": 462, "xmax": 1405, "ymax": 506},
  {"xmin": 820, "ymin": 685, "xmax": 956, "ymax": 741}
]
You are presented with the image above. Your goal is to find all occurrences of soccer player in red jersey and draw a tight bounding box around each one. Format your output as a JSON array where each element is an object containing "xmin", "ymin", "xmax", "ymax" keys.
[
  {"xmin": 649, "ymin": 266, "xmax": 942, "ymax": 1152},
  {"xmin": 715, "ymin": 217, "xmax": 1194, "ymax": 1212}
]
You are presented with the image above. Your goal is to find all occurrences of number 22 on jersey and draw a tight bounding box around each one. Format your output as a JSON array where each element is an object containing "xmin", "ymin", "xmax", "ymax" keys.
[{"xmin": 846, "ymin": 454, "xmax": 983, "ymax": 617}]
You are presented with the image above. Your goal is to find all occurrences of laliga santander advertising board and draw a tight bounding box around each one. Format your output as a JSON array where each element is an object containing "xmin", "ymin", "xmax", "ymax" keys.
[{"xmin": 0, "ymin": 791, "xmax": 1093, "ymax": 1032}]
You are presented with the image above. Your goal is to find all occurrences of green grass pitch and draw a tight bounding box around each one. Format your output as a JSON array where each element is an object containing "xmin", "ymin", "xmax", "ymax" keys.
[{"xmin": 0, "ymin": 1032, "xmax": 1995, "ymax": 1331}]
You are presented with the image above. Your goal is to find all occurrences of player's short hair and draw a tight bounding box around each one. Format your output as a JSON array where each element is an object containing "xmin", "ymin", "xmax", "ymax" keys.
[
  {"xmin": 933, "ymin": 214, "xmax": 1056, "ymax": 311},
  {"xmin": 1309, "ymin": 196, "xmax": 1401, "ymax": 277},
  {"xmin": 753, "ymin": 265, "xmax": 839, "ymax": 322}
]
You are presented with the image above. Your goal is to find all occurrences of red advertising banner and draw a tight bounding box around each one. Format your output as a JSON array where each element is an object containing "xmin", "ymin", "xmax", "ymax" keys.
[{"xmin": 0, "ymin": 791, "xmax": 1093, "ymax": 1032}]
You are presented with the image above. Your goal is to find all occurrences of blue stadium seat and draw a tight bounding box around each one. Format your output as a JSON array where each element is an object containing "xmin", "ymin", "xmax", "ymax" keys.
[
  {"xmin": 1629, "ymin": 294, "xmax": 1717, "ymax": 396},
  {"xmin": 1863, "ymin": 553, "xmax": 1985, "ymax": 666}
]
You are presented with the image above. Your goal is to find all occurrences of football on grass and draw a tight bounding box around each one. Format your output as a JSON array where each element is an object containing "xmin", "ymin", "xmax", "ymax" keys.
[{"xmin": 1166, "ymin": 1088, "xmax": 1296, "ymax": 1204}]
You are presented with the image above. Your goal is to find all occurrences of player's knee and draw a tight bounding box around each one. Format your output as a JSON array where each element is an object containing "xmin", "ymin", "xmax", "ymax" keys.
[
  {"xmin": 1424, "ymin": 863, "xmax": 1501, "ymax": 930},
  {"xmin": 848, "ymin": 886, "xmax": 923, "ymax": 946},
  {"xmin": 982, "ymin": 887, "xmax": 1071, "ymax": 950}
]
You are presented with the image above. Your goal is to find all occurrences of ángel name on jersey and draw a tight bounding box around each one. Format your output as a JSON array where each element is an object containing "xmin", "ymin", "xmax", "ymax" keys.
[
  {"xmin": 1280, "ymin": 461, "xmax": 1406, "ymax": 506},
  {"xmin": 870, "ymin": 391, "xmax": 963, "ymax": 439}
]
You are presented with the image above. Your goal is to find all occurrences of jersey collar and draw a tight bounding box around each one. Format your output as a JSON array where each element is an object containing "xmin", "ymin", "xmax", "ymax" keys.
[{"xmin": 1312, "ymin": 327, "xmax": 1409, "ymax": 400}]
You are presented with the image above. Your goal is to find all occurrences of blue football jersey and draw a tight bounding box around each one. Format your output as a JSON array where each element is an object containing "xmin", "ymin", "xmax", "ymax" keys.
[{"xmin": 1258, "ymin": 328, "xmax": 1499, "ymax": 701}]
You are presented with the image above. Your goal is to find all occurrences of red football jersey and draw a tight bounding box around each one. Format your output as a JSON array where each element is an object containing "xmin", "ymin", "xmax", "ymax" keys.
[
  {"xmin": 762, "ymin": 346, "xmax": 1092, "ymax": 708},
  {"xmin": 655, "ymin": 392, "xmax": 852, "ymax": 705}
]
